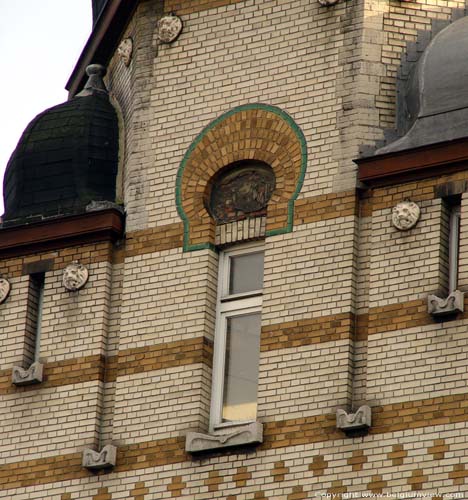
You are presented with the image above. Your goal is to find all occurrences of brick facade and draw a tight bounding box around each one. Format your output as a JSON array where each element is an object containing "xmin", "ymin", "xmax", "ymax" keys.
[{"xmin": 2, "ymin": 0, "xmax": 468, "ymax": 498}]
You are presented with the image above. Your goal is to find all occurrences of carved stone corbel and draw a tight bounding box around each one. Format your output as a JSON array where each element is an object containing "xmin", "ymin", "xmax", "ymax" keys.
[
  {"xmin": 12, "ymin": 362, "xmax": 43, "ymax": 386},
  {"xmin": 428, "ymin": 290, "xmax": 464, "ymax": 317},
  {"xmin": 336, "ymin": 405, "xmax": 371, "ymax": 437},
  {"xmin": 82, "ymin": 444, "xmax": 117, "ymax": 471},
  {"xmin": 186, "ymin": 422, "xmax": 263, "ymax": 453}
]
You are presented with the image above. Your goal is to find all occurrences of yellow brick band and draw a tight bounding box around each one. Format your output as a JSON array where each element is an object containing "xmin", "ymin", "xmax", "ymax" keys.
[
  {"xmin": 294, "ymin": 191, "xmax": 357, "ymax": 225},
  {"xmin": 0, "ymin": 355, "xmax": 105, "ymax": 395},
  {"xmin": 0, "ymin": 241, "xmax": 114, "ymax": 279},
  {"xmin": 261, "ymin": 313, "xmax": 354, "ymax": 351},
  {"xmin": 1, "ymin": 392, "xmax": 468, "ymax": 490},
  {"xmin": 106, "ymin": 336, "xmax": 213, "ymax": 382},
  {"xmin": 0, "ymin": 191, "xmax": 357, "ymax": 272},
  {"xmin": 0, "ymin": 337, "xmax": 213, "ymax": 394},
  {"xmin": 365, "ymin": 170, "xmax": 468, "ymax": 212},
  {"xmin": 124, "ymin": 223, "xmax": 184, "ymax": 258},
  {"xmin": 0, "ymin": 299, "xmax": 445, "ymax": 397},
  {"xmin": 366, "ymin": 299, "xmax": 429, "ymax": 336}
]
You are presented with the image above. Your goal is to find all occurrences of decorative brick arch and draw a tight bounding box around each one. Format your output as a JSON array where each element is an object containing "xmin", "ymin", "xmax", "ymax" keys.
[{"xmin": 176, "ymin": 104, "xmax": 307, "ymax": 251}]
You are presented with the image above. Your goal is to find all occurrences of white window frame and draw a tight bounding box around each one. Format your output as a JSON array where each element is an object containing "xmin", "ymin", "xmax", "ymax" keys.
[
  {"xmin": 448, "ymin": 203, "xmax": 461, "ymax": 293},
  {"xmin": 209, "ymin": 241, "xmax": 264, "ymax": 432}
]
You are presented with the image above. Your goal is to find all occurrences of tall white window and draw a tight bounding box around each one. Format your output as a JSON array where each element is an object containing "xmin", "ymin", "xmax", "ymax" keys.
[
  {"xmin": 210, "ymin": 242, "xmax": 264, "ymax": 430},
  {"xmin": 448, "ymin": 203, "xmax": 461, "ymax": 293}
]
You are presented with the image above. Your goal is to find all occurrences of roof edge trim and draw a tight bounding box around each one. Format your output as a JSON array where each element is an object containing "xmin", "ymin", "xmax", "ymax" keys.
[
  {"xmin": 0, "ymin": 209, "xmax": 125, "ymax": 259},
  {"xmin": 66, "ymin": 0, "xmax": 139, "ymax": 97},
  {"xmin": 356, "ymin": 137, "xmax": 468, "ymax": 187}
]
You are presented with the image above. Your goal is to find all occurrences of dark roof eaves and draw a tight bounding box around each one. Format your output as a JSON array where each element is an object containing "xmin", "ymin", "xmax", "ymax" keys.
[{"xmin": 66, "ymin": 0, "xmax": 139, "ymax": 98}]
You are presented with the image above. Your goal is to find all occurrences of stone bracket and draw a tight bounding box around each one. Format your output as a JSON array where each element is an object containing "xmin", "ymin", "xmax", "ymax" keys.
[
  {"xmin": 186, "ymin": 422, "xmax": 263, "ymax": 454},
  {"xmin": 82, "ymin": 444, "xmax": 117, "ymax": 471},
  {"xmin": 12, "ymin": 362, "xmax": 43, "ymax": 386},
  {"xmin": 428, "ymin": 290, "xmax": 464, "ymax": 317},
  {"xmin": 336, "ymin": 405, "xmax": 372, "ymax": 437}
]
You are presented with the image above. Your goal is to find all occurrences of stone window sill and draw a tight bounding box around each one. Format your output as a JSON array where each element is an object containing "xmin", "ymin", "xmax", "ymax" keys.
[
  {"xmin": 12, "ymin": 362, "xmax": 43, "ymax": 386},
  {"xmin": 186, "ymin": 421, "xmax": 263, "ymax": 454},
  {"xmin": 336, "ymin": 405, "xmax": 372, "ymax": 437},
  {"xmin": 428, "ymin": 290, "xmax": 464, "ymax": 317},
  {"xmin": 82, "ymin": 444, "xmax": 117, "ymax": 471}
]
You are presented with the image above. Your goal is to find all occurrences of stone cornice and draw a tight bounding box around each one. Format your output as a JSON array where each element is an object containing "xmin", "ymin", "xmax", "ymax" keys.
[
  {"xmin": 0, "ymin": 209, "xmax": 125, "ymax": 259},
  {"xmin": 356, "ymin": 137, "xmax": 468, "ymax": 187}
]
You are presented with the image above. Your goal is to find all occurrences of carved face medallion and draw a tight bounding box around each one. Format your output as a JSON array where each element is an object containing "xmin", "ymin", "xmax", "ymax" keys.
[
  {"xmin": 117, "ymin": 37, "xmax": 133, "ymax": 66},
  {"xmin": 157, "ymin": 14, "xmax": 183, "ymax": 43},
  {"xmin": 392, "ymin": 200, "xmax": 420, "ymax": 231},
  {"xmin": 0, "ymin": 278, "xmax": 11, "ymax": 304},
  {"xmin": 63, "ymin": 263, "xmax": 89, "ymax": 291}
]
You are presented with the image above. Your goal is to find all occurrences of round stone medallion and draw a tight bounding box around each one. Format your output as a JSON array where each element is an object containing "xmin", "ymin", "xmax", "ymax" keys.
[
  {"xmin": 157, "ymin": 14, "xmax": 183, "ymax": 44},
  {"xmin": 391, "ymin": 200, "xmax": 421, "ymax": 231},
  {"xmin": 63, "ymin": 263, "xmax": 89, "ymax": 291},
  {"xmin": 210, "ymin": 162, "xmax": 276, "ymax": 224},
  {"xmin": 0, "ymin": 278, "xmax": 11, "ymax": 304}
]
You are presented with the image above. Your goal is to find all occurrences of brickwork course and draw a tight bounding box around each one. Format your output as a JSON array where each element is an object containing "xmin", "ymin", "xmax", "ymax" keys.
[{"xmin": 1, "ymin": 0, "xmax": 468, "ymax": 498}]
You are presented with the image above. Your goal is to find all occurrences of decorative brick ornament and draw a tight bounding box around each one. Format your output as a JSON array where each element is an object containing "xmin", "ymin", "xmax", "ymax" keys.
[
  {"xmin": 63, "ymin": 262, "xmax": 89, "ymax": 291},
  {"xmin": 0, "ymin": 278, "xmax": 11, "ymax": 304},
  {"xmin": 176, "ymin": 104, "xmax": 307, "ymax": 251},
  {"xmin": 391, "ymin": 200, "xmax": 420, "ymax": 230},
  {"xmin": 117, "ymin": 37, "xmax": 133, "ymax": 66},
  {"xmin": 428, "ymin": 290, "xmax": 464, "ymax": 316},
  {"xmin": 210, "ymin": 162, "xmax": 275, "ymax": 223},
  {"xmin": 186, "ymin": 422, "xmax": 263, "ymax": 453},
  {"xmin": 157, "ymin": 14, "xmax": 183, "ymax": 43},
  {"xmin": 82, "ymin": 444, "xmax": 117, "ymax": 471},
  {"xmin": 336, "ymin": 405, "xmax": 372, "ymax": 437},
  {"xmin": 12, "ymin": 362, "xmax": 44, "ymax": 386}
]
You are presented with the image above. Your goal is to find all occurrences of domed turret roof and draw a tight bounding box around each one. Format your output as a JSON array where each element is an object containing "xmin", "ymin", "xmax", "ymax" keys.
[
  {"xmin": 2, "ymin": 65, "xmax": 119, "ymax": 226},
  {"xmin": 378, "ymin": 16, "xmax": 468, "ymax": 155}
]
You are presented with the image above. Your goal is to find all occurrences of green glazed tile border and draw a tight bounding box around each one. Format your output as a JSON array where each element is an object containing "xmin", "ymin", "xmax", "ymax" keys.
[{"xmin": 175, "ymin": 103, "xmax": 308, "ymax": 251}]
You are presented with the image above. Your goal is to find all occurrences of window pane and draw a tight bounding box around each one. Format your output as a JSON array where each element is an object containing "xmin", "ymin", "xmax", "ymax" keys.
[
  {"xmin": 229, "ymin": 252, "xmax": 264, "ymax": 295},
  {"xmin": 222, "ymin": 313, "xmax": 261, "ymax": 422},
  {"xmin": 449, "ymin": 204, "xmax": 461, "ymax": 292}
]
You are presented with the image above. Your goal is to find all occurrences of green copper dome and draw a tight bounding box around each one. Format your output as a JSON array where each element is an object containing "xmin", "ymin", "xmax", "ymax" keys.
[
  {"xmin": 2, "ymin": 65, "xmax": 119, "ymax": 227},
  {"xmin": 378, "ymin": 16, "xmax": 468, "ymax": 154}
]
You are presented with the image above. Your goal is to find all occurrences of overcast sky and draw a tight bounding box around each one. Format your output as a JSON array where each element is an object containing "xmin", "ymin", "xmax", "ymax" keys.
[{"xmin": 0, "ymin": 1, "xmax": 93, "ymax": 215}]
